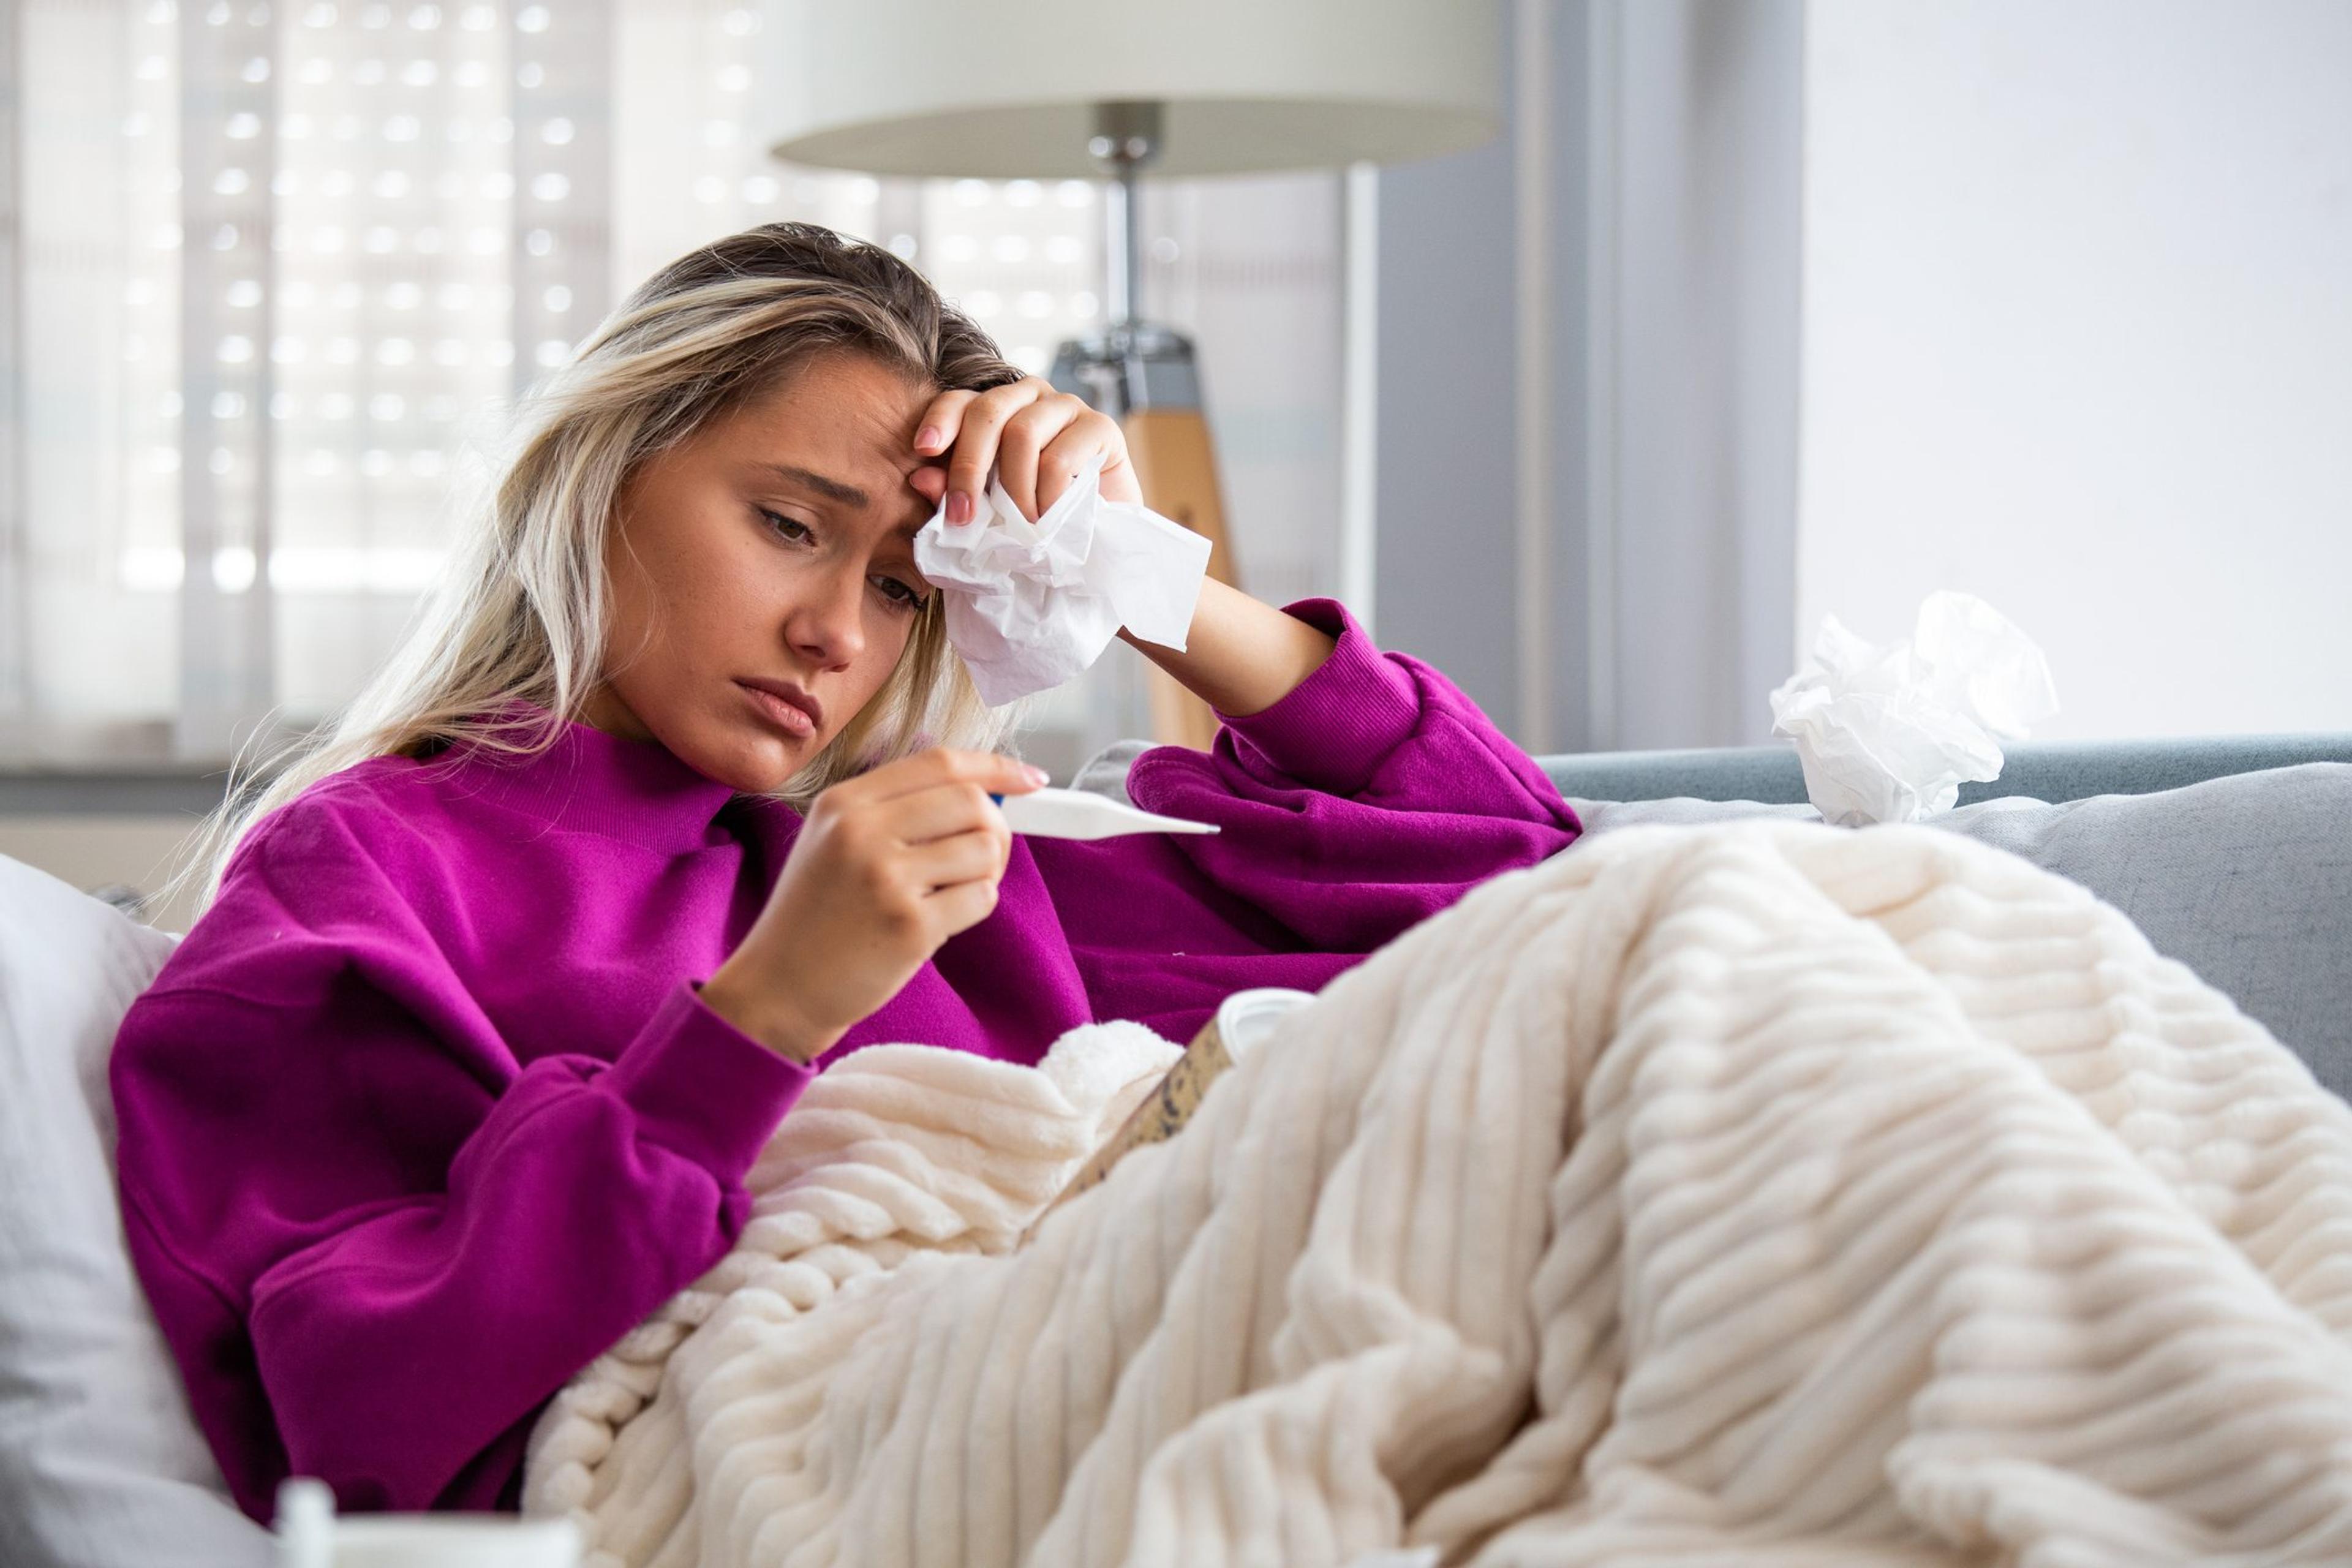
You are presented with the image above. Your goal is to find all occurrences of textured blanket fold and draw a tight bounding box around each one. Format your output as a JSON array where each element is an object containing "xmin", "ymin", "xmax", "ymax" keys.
[{"xmin": 525, "ymin": 821, "xmax": 2352, "ymax": 1566}]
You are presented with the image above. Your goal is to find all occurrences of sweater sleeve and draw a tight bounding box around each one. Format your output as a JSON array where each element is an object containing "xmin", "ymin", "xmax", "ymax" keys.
[
  {"xmin": 108, "ymin": 807, "xmax": 812, "ymax": 1523},
  {"xmin": 1119, "ymin": 596, "xmax": 1583, "ymax": 952}
]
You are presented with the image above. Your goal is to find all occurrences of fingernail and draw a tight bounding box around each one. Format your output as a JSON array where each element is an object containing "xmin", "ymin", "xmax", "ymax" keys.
[
  {"xmin": 1022, "ymin": 764, "xmax": 1050, "ymax": 786},
  {"xmin": 947, "ymin": 491, "xmax": 973, "ymax": 524},
  {"xmin": 915, "ymin": 425, "xmax": 942, "ymax": 451}
]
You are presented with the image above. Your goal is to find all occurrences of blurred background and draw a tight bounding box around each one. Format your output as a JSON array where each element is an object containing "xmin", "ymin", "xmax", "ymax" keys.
[{"xmin": 1, "ymin": 0, "xmax": 2348, "ymax": 923}]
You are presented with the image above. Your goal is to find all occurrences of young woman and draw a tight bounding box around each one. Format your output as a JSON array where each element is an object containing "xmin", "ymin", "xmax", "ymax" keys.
[{"xmin": 109, "ymin": 223, "xmax": 1583, "ymax": 1523}]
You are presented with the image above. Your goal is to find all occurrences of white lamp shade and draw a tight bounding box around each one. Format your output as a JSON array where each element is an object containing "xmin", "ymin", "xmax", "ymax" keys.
[{"xmin": 758, "ymin": 0, "xmax": 1503, "ymax": 178}]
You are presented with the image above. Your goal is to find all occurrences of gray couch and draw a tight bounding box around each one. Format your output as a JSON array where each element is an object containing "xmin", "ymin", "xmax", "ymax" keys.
[{"xmin": 1079, "ymin": 733, "xmax": 2352, "ymax": 1101}]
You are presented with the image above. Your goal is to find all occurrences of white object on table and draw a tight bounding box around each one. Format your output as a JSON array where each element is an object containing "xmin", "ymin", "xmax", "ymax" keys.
[
  {"xmin": 274, "ymin": 1478, "xmax": 579, "ymax": 1568},
  {"xmin": 992, "ymin": 785, "xmax": 1219, "ymax": 840}
]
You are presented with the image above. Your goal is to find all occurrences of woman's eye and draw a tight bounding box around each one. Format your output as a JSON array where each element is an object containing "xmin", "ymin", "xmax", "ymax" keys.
[
  {"xmin": 760, "ymin": 508, "xmax": 813, "ymax": 543},
  {"xmin": 760, "ymin": 508, "xmax": 926, "ymax": 611}
]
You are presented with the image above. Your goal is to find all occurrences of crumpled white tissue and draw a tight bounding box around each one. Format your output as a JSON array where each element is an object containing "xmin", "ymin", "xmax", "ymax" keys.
[
  {"xmin": 911, "ymin": 449, "xmax": 1212, "ymax": 706},
  {"xmin": 1768, "ymin": 590, "xmax": 2059, "ymax": 827}
]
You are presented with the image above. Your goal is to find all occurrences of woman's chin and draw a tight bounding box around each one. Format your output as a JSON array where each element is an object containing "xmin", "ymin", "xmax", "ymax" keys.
[
  {"xmin": 701, "ymin": 723, "xmax": 811, "ymax": 796},
  {"xmin": 632, "ymin": 715, "xmax": 790, "ymax": 796}
]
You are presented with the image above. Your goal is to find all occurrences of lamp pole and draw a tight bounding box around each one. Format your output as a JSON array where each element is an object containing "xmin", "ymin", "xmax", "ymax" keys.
[
  {"xmin": 1090, "ymin": 100, "xmax": 1159, "ymax": 334},
  {"xmin": 1054, "ymin": 101, "xmax": 1199, "ymax": 421}
]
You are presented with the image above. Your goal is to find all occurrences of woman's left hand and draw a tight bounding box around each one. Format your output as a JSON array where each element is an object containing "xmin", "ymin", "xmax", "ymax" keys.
[
  {"xmin": 907, "ymin": 375, "xmax": 1338, "ymax": 715},
  {"xmin": 906, "ymin": 376, "xmax": 1142, "ymax": 526}
]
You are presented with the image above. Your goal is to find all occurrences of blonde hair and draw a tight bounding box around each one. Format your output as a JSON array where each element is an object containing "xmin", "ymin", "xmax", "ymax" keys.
[{"xmin": 183, "ymin": 222, "xmax": 1029, "ymax": 908}]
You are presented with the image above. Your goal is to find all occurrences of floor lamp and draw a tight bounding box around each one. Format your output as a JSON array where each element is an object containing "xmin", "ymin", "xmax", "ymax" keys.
[{"xmin": 758, "ymin": 0, "xmax": 1500, "ymax": 748}]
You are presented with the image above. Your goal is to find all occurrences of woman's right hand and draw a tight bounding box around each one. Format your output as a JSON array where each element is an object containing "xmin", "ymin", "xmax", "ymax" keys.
[{"xmin": 699, "ymin": 747, "xmax": 1050, "ymax": 1063}]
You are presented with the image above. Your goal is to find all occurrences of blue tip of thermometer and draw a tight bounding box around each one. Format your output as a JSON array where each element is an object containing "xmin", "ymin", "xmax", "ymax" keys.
[{"xmin": 987, "ymin": 787, "xmax": 1219, "ymax": 840}]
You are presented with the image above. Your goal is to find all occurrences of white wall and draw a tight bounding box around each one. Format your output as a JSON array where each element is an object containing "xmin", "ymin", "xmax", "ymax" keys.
[{"xmin": 1799, "ymin": 0, "xmax": 2352, "ymax": 740}]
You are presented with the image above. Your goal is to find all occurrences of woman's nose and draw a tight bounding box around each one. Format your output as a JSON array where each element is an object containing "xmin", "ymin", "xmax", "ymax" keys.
[{"xmin": 785, "ymin": 566, "xmax": 867, "ymax": 669}]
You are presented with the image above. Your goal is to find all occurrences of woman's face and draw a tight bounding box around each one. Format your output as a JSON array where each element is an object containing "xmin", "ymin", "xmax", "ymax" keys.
[{"xmin": 586, "ymin": 351, "xmax": 944, "ymax": 794}]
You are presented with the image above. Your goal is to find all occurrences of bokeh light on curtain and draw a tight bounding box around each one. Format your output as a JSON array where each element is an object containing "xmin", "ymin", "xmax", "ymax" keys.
[{"xmin": 0, "ymin": 0, "xmax": 1340, "ymax": 776}]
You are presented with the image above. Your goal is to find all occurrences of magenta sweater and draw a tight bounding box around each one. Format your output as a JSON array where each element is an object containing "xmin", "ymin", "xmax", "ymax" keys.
[{"xmin": 110, "ymin": 598, "xmax": 1581, "ymax": 1522}]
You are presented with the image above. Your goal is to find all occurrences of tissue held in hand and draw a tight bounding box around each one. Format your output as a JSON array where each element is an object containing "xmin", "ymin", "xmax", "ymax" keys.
[
  {"xmin": 1768, "ymin": 591, "xmax": 2059, "ymax": 827},
  {"xmin": 911, "ymin": 450, "xmax": 1212, "ymax": 706}
]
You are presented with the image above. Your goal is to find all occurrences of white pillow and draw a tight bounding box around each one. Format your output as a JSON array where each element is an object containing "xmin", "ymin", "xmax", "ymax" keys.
[{"xmin": 0, "ymin": 853, "xmax": 274, "ymax": 1567}]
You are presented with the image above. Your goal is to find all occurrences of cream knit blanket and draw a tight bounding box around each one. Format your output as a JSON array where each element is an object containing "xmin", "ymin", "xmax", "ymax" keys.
[{"xmin": 523, "ymin": 821, "xmax": 2352, "ymax": 1566}]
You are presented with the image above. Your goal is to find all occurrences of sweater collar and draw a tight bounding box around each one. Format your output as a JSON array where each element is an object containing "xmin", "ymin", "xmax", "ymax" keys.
[{"xmin": 446, "ymin": 711, "xmax": 748, "ymax": 853}]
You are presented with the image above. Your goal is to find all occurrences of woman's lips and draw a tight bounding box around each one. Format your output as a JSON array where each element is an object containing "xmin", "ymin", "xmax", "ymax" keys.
[{"xmin": 737, "ymin": 680, "xmax": 816, "ymax": 739}]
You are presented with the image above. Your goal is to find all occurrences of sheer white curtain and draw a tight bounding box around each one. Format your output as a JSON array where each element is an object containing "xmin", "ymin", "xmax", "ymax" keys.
[
  {"xmin": 4, "ymin": 0, "xmax": 603, "ymax": 762},
  {"xmin": 0, "ymin": 0, "xmax": 1343, "ymax": 772}
]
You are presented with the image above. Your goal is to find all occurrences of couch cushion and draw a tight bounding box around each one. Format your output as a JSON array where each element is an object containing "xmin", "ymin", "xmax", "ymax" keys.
[{"xmin": 0, "ymin": 854, "xmax": 273, "ymax": 1567}]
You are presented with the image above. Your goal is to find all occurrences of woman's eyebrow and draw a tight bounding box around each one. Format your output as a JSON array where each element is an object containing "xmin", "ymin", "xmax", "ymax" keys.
[{"xmin": 763, "ymin": 463, "xmax": 870, "ymax": 510}]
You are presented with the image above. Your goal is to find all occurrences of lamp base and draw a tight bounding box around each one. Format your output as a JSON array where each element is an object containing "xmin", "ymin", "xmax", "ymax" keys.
[{"xmin": 1048, "ymin": 322, "xmax": 1199, "ymax": 418}]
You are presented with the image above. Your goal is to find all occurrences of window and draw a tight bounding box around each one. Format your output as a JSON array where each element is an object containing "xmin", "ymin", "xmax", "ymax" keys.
[{"xmin": 0, "ymin": 0, "xmax": 1342, "ymax": 774}]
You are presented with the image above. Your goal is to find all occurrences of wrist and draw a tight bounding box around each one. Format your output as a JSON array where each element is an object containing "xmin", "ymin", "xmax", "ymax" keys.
[
  {"xmin": 698, "ymin": 966, "xmax": 841, "ymax": 1066},
  {"xmin": 1125, "ymin": 581, "xmax": 1337, "ymax": 718}
]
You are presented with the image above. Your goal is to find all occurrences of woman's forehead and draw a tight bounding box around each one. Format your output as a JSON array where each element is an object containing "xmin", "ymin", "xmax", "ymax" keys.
[{"xmin": 722, "ymin": 361, "xmax": 936, "ymax": 499}]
